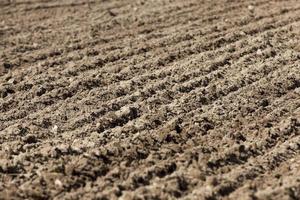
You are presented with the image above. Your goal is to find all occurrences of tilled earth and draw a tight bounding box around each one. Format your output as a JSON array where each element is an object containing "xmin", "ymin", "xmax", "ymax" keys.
[{"xmin": 0, "ymin": 0, "xmax": 300, "ymax": 199}]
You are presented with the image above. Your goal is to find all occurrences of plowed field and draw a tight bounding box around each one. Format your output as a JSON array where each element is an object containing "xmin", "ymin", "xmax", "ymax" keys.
[{"xmin": 0, "ymin": 0, "xmax": 300, "ymax": 199}]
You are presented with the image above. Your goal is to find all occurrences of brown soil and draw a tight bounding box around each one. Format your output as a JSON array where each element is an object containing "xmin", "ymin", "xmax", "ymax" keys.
[{"xmin": 0, "ymin": 0, "xmax": 300, "ymax": 199}]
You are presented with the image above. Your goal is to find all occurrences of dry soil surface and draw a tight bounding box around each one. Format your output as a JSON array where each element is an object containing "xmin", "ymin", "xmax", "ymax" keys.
[{"xmin": 0, "ymin": 0, "xmax": 300, "ymax": 199}]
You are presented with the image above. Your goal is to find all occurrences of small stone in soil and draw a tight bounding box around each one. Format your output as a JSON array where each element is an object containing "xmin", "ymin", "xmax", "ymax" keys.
[
  {"xmin": 55, "ymin": 179, "xmax": 63, "ymax": 188},
  {"xmin": 256, "ymin": 49, "xmax": 263, "ymax": 56},
  {"xmin": 52, "ymin": 125, "xmax": 58, "ymax": 134},
  {"xmin": 248, "ymin": 5, "xmax": 254, "ymax": 11}
]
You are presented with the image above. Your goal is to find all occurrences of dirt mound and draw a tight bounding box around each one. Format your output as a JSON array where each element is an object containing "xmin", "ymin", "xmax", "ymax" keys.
[{"xmin": 0, "ymin": 0, "xmax": 300, "ymax": 199}]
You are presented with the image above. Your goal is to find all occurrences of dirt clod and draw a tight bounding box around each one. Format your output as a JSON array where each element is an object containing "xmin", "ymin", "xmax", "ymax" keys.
[{"xmin": 23, "ymin": 134, "xmax": 38, "ymax": 144}]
